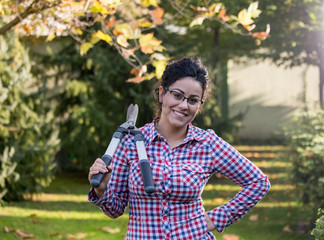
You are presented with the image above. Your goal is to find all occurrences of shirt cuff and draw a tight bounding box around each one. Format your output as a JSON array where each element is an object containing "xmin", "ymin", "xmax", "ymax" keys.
[
  {"xmin": 207, "ymin": 206, "xmax": 230, "ymax": 233},
  {"xmin": 88, "ymin": 187, "xmax": 107, "ymax": 205}
]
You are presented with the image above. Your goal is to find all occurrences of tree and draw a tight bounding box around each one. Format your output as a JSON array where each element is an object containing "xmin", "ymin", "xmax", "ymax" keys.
[
  {"xmin": 152, "ymin": 0, "xmax": 268, "ymax": 140},
  {"xmin": 28, "ymin": 37, "xmax": 155, "ymax": 171},
  {"xmin": 0, "ymin": 29, "xmax": 59, "ymax": 201},
  {"xmin": 0, "ymin": 0, "xmax": 269, "ymax": 82},
  {"xmin": 255, "ymin": 0, "xmax": 324, "ymax": 109}
]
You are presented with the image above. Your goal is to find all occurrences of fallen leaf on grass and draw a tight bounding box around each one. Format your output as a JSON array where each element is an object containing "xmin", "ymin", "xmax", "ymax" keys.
[
  {"xmin": 15, "ymin": 229, "xmax": 35, "ymax": 239},
  {"xmin": 66, "ymin": 232, "xmax": 87, "ymax": 239},
  {"xmin": 101, "ymin": 227, "xmax": 121, "ymax": 233},
  {"xmin": 49, "ymin": 232, "xmax": 60, "ymax": 237},
  {"xmin": 283, "ymin": 225, "xmax": 292, "ymax": 232},
  {"xmin": 223, "ymin": 234, "xmax": 240, "ymax": 240},
  {"xmin": 213, "ymin": 198, "xmax": 224, "ymax": 204},
  {"xmin": 32, "ymin": 219, "xmax": 39, "ymax": 224},
  {"xmin": 4, "ymin": 227, "xmax": 34, "ymax": 239},
  {"xmin": 249, "ymin": 214, "xmax": 259, "ymax": 221},
  {"xmin": 4, "ymin": 226, "xmax": 15, "ymax": 232}
]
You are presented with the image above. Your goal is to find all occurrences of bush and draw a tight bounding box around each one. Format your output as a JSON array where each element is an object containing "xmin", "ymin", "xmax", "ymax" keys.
[
  {"xmin": 281, "ymin": 110, "xmax": 324, "ymax": 217},
  {"xmin": 0, "ymin": 31, "xmax": 59, "ymax": 202},
  {"xmin": 312, "ymin": 209, "xmax": 324, "ymax": 240}
]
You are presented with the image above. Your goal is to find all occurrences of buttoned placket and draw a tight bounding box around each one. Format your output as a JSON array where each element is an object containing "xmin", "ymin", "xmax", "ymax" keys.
[{"xmin": 160, "ymin": 140, "xmax": 172, "ymax": 240}]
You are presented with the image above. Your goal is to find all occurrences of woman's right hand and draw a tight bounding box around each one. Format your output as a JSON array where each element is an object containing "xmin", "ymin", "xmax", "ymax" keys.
[{"xmin": 88, "ymin": 158, "xmax": 113, "ymax": 198}]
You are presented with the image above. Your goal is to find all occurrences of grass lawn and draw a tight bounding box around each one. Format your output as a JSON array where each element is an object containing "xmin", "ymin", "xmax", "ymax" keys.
[{"xmin": 0, "ymin": 145, "xmax": 313, "ymax": 239}]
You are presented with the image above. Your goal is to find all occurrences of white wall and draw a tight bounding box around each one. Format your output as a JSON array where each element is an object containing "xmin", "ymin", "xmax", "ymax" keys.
[{"xmin": 228, "ymin": 58, "xmax": 319, "ymax": 140}]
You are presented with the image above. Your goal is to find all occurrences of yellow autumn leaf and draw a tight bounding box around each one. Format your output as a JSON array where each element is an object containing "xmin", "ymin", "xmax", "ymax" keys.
[
  {"xmin": 80, "ymin": 42, "xmax": 93, "ymax": 55},
  {"xmin": 152, "ymin": 60, "xmax": 167, "ymax": 79},
  {"xmin": 89, "ymin": 33, "xmax": 101, "ymax": 44},
  {"xmin": 95, "ymin": 30, "xmax": 112, "ymax": 43},
  {"xmin": 116, "ymin": 35, "xmax": 129, "ymax": 47},
  {"xmin": 141, "ymin": 0, "xmax": 158, "ymax": 7},
  {"xmin": 89, "ymin": 1, "xmax": 109, "ymax": 15},
  {"xmin": 208, "ymin": 3, "xmax": 222, "ymax": 15},
  {"xmin": 248, "ymin": 2, "xmax": 261, "ymax": 18},
  {"xmin": 139, "ymin": 33, "xmax": 162, "ymax": 54},
  {"xmin": 115, "ymin": 23, "xmax": 140, "ymax": 39},
  {"xmin": 45, "ymin": 32, "xmax": 56, "ymax": 42},
  {"xmin": 100, "ymin": 0, "xmax": 122, "ymax": 7},
  {"xmin": 138, "ymin": 19, "xmax": 153, "ymax": 28},
  {"xmin": 237, "ymin": 9, "xmax": 254, "ymax": 26},
  {"xmin": 190, "ymin": 14, "xmax": 208, "ymax": 27},
  {"xmin": 71, "ymin": 28, "xmax": 83, "ymax": 35}
]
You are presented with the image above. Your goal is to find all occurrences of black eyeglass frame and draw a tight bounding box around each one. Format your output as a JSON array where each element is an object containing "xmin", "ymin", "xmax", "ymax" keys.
[{"xmin": 164, "ymin": 87, "xmax": 204, "ymax": 105}]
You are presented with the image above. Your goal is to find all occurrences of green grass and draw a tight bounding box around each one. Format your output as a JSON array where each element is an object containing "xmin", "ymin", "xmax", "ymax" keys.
[{"xmin": 0, "ymin": 145, "xmax": 313, "ymax": 239}]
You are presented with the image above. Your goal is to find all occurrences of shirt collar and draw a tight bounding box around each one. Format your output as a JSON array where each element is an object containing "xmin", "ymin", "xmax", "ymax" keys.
[
  {"xmin": 183, "ymin": 123, "xmax": 205, "ymax": 143},
  {"xmin": 143, "ymin": 118, "xmax": 205, "ymax": 146},
  {"xmin": 143, "ymin": 118, "xmax": 160, "ymax": 145}
]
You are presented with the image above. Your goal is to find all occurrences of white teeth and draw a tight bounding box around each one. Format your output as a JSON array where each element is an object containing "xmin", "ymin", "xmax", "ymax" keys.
[{"xmin": 174, "ymin": 111, "xmax": 185, "ymax": 117}]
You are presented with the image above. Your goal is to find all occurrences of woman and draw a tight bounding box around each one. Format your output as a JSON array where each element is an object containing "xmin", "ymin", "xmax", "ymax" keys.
[{"xmin": 88, "ymin": 57, "xmax": 270, "ymax": 239}]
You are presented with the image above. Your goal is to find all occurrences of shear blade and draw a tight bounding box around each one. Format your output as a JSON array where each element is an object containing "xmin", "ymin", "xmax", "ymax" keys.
[{"xmin": 126, "ymin": 104, "xmax": 138, "ymax": 126}]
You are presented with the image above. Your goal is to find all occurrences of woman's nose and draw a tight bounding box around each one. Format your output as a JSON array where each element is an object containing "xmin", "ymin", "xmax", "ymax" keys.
[{"xmin": 178, "ymin": 98, "xmax": 189, "ymax": 109}]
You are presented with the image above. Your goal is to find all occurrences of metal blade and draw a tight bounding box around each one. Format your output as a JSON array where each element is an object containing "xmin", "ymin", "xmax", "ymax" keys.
[{"xmin": 126, "ymin": 104, "xmax": 138, "ymax": 126}]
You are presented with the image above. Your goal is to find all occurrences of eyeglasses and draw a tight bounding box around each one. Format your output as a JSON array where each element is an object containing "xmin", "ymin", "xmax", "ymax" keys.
[{"xmin": 165, "ymin": 88, "xmax": 204, "ymax": 106}]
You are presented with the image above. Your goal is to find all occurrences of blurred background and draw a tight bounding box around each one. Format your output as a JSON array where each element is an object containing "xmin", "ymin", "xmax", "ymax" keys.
[{"xmin": 1, "ymin": 0, "xmax": 323, "ymax": 239}]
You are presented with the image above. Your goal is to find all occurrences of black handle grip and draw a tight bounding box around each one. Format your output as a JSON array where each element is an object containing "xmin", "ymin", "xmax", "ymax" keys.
[
  {"xmin": 140, "ymin": 159, "xmax": 155, "ymax": 194},
  {"xmin": 90, "ymin": 155, "xmax": 112, "ymax": 188}
]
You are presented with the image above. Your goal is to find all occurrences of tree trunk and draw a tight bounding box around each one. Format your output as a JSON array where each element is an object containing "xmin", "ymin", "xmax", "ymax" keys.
[
  {"xmin": 213, "ymin": 26, "xmax": 229, "ymax": 119},
  {"xmin": 319, "ymin": 65, "xmax": 324, "ymax": 109},
  {"xmin": 218, "ymin": 60, "xmax": 229, "ymax": 119},
  {"xmin": 317, "ymin": 47, "xmax": 324, "ymax": 109}
]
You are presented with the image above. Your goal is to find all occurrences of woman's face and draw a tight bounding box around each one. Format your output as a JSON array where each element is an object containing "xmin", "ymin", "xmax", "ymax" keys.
[{"xmin": 159, "ymin": 77, "xmax": 203, "ymax": 131}]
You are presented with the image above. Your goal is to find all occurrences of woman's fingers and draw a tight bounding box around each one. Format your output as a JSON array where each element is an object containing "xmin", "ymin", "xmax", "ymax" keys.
[{"xmin": 88, "ymin": 158, "xmax": 109, "ymax": 181}]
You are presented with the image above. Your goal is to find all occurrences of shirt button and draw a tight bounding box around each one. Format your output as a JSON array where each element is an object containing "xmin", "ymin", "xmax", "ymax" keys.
[{"xmin": 162, "ymin": 215, "xmax": 168, "ymax": 221}]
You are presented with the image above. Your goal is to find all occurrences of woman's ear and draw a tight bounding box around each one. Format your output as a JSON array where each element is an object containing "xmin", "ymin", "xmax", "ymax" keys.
[{"xmin": 158, "ymin": 86, "xmax": 163, "ymax": 103}]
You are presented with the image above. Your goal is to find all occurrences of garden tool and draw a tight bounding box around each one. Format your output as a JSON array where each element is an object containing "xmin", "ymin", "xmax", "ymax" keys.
[{"xmin": 90, "ymin": 104, "xmax": 155, "ymax": 194}]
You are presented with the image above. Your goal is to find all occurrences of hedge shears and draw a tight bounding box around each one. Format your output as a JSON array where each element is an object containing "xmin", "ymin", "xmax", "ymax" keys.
[{"xmin": 90, "ymin": 104, "xmax": 155, "ymax": 194}]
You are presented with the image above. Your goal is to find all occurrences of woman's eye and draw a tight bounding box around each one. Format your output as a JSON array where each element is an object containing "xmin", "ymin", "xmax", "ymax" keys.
[
  {"xmin": 188, "ymin": 98, "xmax": 199, "ymax": 104},
  {"xmin": 172, "ymin": 92, "xmax": 183, "ymax": 99}
]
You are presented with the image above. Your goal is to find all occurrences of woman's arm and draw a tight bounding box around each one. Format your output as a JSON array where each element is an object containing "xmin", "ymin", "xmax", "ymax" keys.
[
  {"xmin": 88, "ymin": 138, "xmax": 130, "ymax": 219},
  {"xmin": 207, "ymin": 131, "xmax": 271, "ymax": 233}
]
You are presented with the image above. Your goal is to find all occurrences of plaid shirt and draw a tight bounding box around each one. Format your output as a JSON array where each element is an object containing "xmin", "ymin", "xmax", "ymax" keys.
[{"xmin": 88, "ymin": 120, "xmax": 270, "ymax": 239}]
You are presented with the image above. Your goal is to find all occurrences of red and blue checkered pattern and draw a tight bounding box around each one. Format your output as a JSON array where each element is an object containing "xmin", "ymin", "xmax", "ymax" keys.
[{"xmin": 89, "ymin": 120, "xmax": 270, "ymax": 239}]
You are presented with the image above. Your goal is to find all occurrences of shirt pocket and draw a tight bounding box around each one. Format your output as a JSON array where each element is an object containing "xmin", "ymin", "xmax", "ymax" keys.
[
  {"xmin": 129, "ymin": 163, "xmax": 143, "ymax": 186},
  {"xmin": 129, "ymin": 160, "xmax": 163, "ymax": 189},
  {"xmin": 182, "ymin": 164, "xmax": 209, "ymax": 189}
]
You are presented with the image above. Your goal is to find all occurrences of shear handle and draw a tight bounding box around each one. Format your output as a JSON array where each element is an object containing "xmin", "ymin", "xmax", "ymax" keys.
[
  {"xmin": 134, "ymin": 132, "xmax": 155, "ymax": 194},
  {"xmin": 90, "ymin": 131, "xmax": 124, "ymax": 188}
]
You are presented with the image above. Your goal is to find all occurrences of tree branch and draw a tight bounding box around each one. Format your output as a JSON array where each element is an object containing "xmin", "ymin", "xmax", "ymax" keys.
[{"xmin": 0, "ymin": 0, "xmax": 60, "ymax": 35}]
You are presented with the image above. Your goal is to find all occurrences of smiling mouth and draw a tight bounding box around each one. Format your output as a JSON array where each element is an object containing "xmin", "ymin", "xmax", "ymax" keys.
[{"xmin": 173, "ymin": 110, "xmax": 187, "ymax": 117}]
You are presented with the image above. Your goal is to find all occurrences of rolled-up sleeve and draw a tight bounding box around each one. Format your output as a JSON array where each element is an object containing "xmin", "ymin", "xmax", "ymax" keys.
[{"xmin": 207, "ymin": 132, "xmax": 271, "ymax": 233}]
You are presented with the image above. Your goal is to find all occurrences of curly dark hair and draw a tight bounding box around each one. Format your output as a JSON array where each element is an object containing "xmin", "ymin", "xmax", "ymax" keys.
[{"xmin": 154, "ymin": 56, "xmax": 211, "ymax": 117}]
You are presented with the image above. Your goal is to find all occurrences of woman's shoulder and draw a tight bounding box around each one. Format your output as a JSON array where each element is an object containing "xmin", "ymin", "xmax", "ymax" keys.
[{"xmin": 190, "ymin": 124, "xmax": 219, "ymax": 142}]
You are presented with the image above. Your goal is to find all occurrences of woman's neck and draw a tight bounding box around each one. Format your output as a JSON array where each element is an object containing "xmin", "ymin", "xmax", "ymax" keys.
[{"xmin": 156, "ymin": 120, "xmax": 188, "ymax": 149}]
